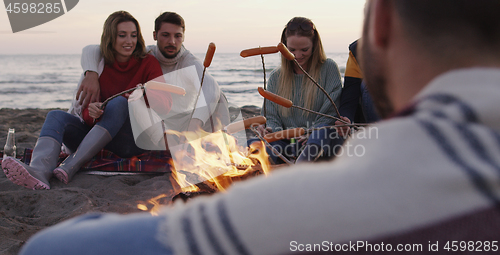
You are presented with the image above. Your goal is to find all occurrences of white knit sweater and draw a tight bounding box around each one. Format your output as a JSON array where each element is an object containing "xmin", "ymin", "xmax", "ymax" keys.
[{"xmin": 79, "ymin": 44, "xmax": 222, "ymax": 131}]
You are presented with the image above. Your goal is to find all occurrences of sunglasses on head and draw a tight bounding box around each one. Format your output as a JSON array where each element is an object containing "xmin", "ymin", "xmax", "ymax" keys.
[{"xmin": 286, "ymin": 21, "xmax": 314, "ymax": 31}]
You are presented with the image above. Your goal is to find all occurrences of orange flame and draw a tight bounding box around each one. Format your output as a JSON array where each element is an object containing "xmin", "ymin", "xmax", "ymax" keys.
[
  {"xmin": 137, "ymin": 194, "xmax": 168, "ymax": 216},
  {"xmin": 138, "ymin": 128, "xmax": 270, "ymax": 215},
  {"xmin": 169, "ymin": 129, "xmax": 269, "ymax": 192}
]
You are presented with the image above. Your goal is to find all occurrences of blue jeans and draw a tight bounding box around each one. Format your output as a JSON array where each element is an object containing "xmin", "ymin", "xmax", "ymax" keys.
[
  {"xmin": 19, "ymin": 213, "xmax": 172, "ymax": 255},
  {"xmin": 248, "ymin": 124, "xmax": 342, "ymax": 164},
  {"xmin": 40, "ymin": 96, "xmax": 145, "ymax": 158}
]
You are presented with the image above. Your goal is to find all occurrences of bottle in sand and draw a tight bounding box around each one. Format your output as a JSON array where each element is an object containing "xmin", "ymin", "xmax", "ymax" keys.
[{"xmin": 3, "ymin": 128, "xmax": 16, "ymax": 159}]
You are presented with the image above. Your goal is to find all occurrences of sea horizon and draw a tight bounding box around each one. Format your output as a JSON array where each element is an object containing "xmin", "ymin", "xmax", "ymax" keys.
[{"xmin": 0, "ymin": 52, "xmax": 349, "ymax": 109}]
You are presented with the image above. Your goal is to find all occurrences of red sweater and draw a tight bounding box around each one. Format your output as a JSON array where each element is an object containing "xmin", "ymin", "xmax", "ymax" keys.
[{"xmin": 82, "ymin": 55, "xmax": 171, "ymax": 125}]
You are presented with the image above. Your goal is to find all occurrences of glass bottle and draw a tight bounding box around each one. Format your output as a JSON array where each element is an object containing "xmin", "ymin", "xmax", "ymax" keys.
[
  {"xmin": 290, "ymin": 138, "xmax": 296, "ymax": 159},
  {"xmin": 3, "ymin": 128, "xmax": 16, "ymax": 159}
]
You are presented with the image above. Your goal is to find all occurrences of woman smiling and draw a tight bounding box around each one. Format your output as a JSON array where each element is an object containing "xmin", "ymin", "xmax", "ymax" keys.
[{"xmin": 2, "ymin": 11, "xmax": 171, "ymax": 189}]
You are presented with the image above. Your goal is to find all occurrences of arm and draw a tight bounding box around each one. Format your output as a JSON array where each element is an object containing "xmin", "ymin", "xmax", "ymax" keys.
[
  {"xmin": 339, "ymin": 51, "xmax": 363, "ymax": 122},
  {"xmin": 78, "ymin": 45, "xmax": 102, "ymax": 107},
  {"xmin": 313, "ymin": 59, "xmax": 343, "ymax": 128}
]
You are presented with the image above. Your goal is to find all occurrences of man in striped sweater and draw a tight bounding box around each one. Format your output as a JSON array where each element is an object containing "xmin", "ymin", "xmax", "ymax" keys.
[{"xmin": 19, "ymin": 1, "xmax": 500, "ymax": 254}]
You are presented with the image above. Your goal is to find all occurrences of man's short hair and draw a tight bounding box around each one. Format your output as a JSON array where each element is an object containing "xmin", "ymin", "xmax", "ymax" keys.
[
  {"xmin": 155, "ymin": 12, "xmax": 185, "ymax": 32},
  {"xmin": 393, "ymin": 0, "xmax": 500, "ymax": 51}
]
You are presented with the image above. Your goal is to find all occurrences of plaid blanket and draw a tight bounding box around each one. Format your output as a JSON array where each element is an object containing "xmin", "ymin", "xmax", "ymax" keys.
[{"xmin": 15, "ymin": 148, "xmax": 172, "ymax": 173}]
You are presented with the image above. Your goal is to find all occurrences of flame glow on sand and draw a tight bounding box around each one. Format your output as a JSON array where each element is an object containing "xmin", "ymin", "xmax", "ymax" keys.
[{"xmin": 138, "ymin": 129, "xmax": 270, "ymax": 215}]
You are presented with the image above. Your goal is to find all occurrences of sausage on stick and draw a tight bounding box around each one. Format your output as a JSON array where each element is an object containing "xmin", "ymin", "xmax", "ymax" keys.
[{"xmin": 240, "ymin": 46, "xmax": 279, "ymax": 58}]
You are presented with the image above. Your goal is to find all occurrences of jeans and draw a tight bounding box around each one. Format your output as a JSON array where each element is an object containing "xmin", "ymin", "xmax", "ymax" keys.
[
  {"xmin": 19, "ymin": 213, "xmax": 172, "ymax": 255},
  {"xmin": 40, "ymin": 96, "xmax": 146, "ymax": 158},
  {"xmin": 248, "ymin": 124, "xmax": 342, "ymax": 164}
]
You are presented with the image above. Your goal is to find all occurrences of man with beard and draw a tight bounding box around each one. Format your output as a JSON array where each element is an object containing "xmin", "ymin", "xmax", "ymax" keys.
[
  {"xmin": 19, "ymin": 1, "xmax": 500, "ymax": 254},
  {"xmin": 76, "ymin": 12, "xmax": 229, "ymax": 134}
]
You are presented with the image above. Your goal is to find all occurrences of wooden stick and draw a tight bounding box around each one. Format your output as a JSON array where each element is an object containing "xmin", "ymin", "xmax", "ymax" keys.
[
  {"xmin": 261, "ymin": 49, "xmax": 267, "ymax": 118},
  {"xmin": 250, "ymin": 127, "xmax": 293, "ymax": 165},
  {"xmin": 293, "ymin": 58, "xmax": 341, "ymax": 119},
  {"xmin": 258, "ymin": 87, "xmax": 348, "ymax": 124},
  {"xmin": 188, "ymin": 43, "xmax": 216, "ymax": 130},
  {"xmin": 101, "ymin": 86, "xmax": 138, "ymax": 109}
]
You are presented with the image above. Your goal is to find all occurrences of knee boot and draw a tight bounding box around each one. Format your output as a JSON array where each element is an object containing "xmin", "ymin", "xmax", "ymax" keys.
[
  {"xmin": 295, "ymin": 143, "xmax": 323, "ymax": 164},
  {"xmin": 53, "ymin": 125, "xmax": 112, "ymax": 184},
  {"xmin": 2, "ymin": 137, "xmax": 61, "ymax": 190}
]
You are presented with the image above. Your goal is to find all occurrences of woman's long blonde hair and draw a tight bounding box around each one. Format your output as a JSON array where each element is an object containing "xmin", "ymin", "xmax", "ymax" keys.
[
  {"xmin": 278, "ymin": 17, "xmax": 326, "ymax": 117},
  {"xmin": 100, "ymin": 11, "xmax": 147, "ymax": 65}
]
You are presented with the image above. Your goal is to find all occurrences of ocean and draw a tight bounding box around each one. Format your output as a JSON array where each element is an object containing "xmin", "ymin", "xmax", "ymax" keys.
[{"xmin": 0, "ymin": 53, "xmax": 348, "ymax": 109}]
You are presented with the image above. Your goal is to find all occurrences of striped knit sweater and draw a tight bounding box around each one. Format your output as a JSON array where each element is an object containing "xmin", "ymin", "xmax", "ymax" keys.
[
  {"xmin": 157, "ymin": 68, "xmax": 500, "ymax": 255},
  {"xmin": 264, "ymin": 58, "xmax": 343, "ymax": 132}
]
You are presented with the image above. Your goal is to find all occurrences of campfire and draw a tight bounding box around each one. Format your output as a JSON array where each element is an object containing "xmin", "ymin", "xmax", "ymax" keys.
[
  {"xmin": 137, "ymin": 41, "xmax": 357, "ymax": 215},
  {"xmin": 138, "ymin": 124, "xmax": 271, "ymax": 214}
]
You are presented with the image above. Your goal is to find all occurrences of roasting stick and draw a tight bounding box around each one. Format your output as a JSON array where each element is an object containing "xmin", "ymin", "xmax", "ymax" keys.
[
  {"xmin": 263, "ymin": 122, "xmax": 370, "ymax": 143},
  {"xmin": 100, "ymin": 81, "xmax": 186, "ymax": 109},
  {"xmin": 188, "ymin": 42, "xmax": 217, "ymax": 132},
  {"xmin": 97, "ymin": 81, "xmax": 186, "ymax": 150},
  {"xmin": 250, "ymin": 126, "xmax": 293, "ymax": 165},
  {"xmin": 221, "ymin": 115, "xmax": 292, "ymax": 165},
  {"xmin": 220, "ymin": 116, "xmax": 267, "ymax": 167},
  {"xmin": 277, "ymin": 42, "xmax": 342, "ymax": 119},
  {"xmin": 202, "ymin": 43, "xmax": 216, "ymax": 87},
  {"xmin": 240, "ymin": 46, "xmax": 279, "ymax": 58},
  {"xmin": 263, "ymin": 127, "xmax": 306, "ymax": 143},
  {"xmin": 95, "ymin": 81, "xmax": 186, "ymax": 128},
  {"xmin": 258, "ymin": 87, "xmax": 349, "ymax": 124},
  {"xmin": 240, "ymin": 46, "xmax": 279, "ymax": 118}
]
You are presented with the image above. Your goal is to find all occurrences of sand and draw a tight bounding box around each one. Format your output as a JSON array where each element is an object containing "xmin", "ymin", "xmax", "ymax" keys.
[{"xmin": 0, "ymin": 106, "xmax": 261, "ymax": 255}]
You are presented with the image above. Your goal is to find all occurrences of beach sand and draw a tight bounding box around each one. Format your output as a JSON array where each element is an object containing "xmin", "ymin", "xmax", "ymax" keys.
[{"xmin": 0, "ymin": 106, "xmax": 261, "ymax": 255}]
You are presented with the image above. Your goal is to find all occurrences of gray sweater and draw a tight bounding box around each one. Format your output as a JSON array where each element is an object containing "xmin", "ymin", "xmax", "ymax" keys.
[{"xmin": 264, "ymin": 58, "xmax": 342, "ymax": 132}]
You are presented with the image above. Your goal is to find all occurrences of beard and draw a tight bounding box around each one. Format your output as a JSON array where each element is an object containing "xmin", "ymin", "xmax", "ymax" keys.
[
  {"xmin": 160, "ymin": 46, "xmax": 181, "ymax": 59},
  {"xmin": 359, "ymin": 6, "xmax": 394, "ymax": 119}
]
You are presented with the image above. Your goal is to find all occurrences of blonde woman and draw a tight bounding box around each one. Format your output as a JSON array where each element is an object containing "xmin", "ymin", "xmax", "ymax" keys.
[{"xmin": 258, "ymin": 17, "xmax": 343, "ymax": 163}]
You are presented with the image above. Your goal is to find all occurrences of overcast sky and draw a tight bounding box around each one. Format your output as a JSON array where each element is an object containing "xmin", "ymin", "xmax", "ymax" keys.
[{"xmin": 0, "ymin": 0, "xmax": 365, "ymax": 54}]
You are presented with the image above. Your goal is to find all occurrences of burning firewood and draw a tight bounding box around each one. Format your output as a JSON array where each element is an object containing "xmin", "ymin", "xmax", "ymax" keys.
[{"xmin": 171, "ymin": 157, "xmax": 266, "ymax": 202}]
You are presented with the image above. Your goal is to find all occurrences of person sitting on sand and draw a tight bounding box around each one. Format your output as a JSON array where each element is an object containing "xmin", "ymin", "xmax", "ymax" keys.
[
  {"xmin": 255, "ymin": 17, "xmax": 343, "ymax": 164},
  {"xmin": 16, "ymin": 1, "xmax": 500, "ymax": 254},
  {"xmin": 77, "ymin": 12, "xmax": 230, "ymax": 134},
  {"xmin": 1, "ymin": 11, "xmax": 171, "ymax": 190}
]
